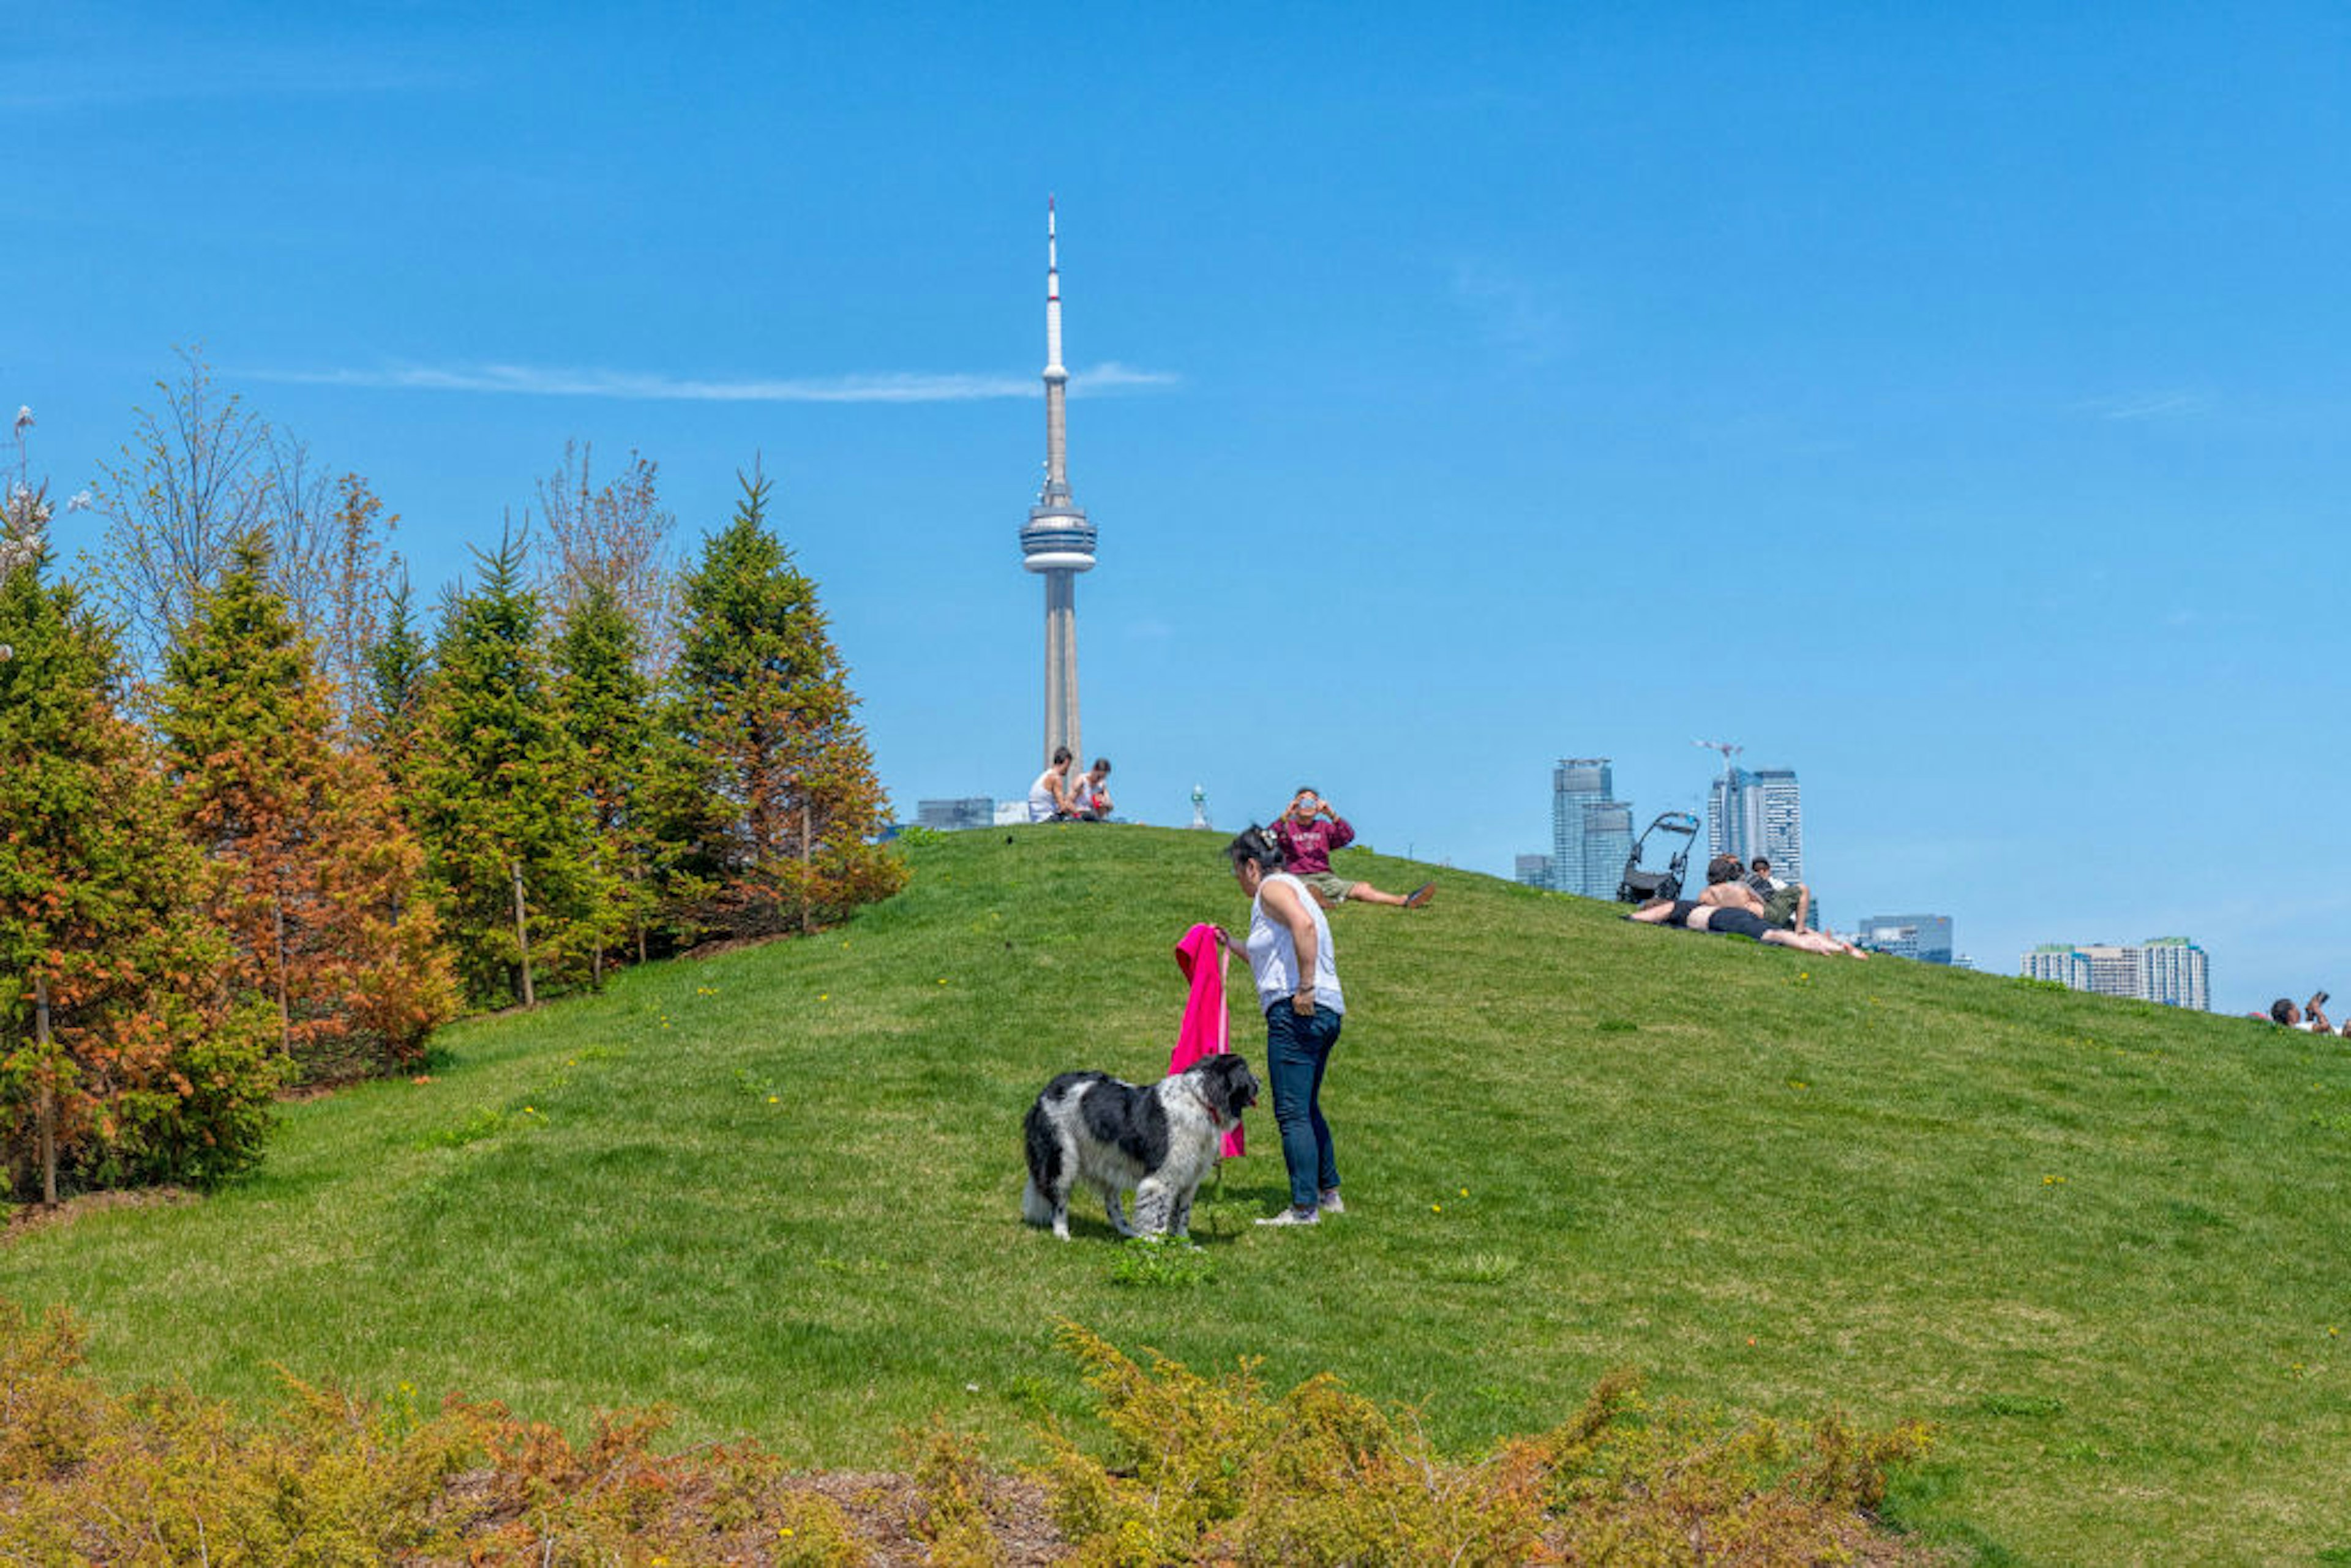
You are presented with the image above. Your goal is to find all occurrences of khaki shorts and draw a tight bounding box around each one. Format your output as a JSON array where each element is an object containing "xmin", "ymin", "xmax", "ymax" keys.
[{"xmin": 1299, "ymin": 871, "xmax": 1355, "ymax": 905}]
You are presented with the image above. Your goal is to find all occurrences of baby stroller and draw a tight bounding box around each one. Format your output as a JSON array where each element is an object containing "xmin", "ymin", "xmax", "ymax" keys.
[{"xmin": 1618, "ymin": 811, "xmax": 1700, "ymax": 904}]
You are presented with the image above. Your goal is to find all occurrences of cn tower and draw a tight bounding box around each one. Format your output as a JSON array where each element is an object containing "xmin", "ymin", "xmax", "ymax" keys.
[{"xmin": 1019, "ymin": 197, "xmax": 1096, "ymax": 765}]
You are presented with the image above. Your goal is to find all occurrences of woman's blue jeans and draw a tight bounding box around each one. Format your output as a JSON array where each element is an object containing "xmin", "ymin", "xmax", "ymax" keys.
[{"xmin": 1264, "ymin": 1002, "xmax": 1343, "ymax": 1210}]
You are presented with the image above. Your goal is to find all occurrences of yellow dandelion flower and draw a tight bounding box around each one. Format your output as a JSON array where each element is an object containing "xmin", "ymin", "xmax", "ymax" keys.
[
  {"xmin": 1458, "ymin": 1187, "xmax": 1469, "ymax": 1197},
  {"xmin": 768, "ymin": 1095, "xmax": 779, "ymax": 1105},
  {"xmin": 1431, "ymin": 1203, "xmax": 1442, "ymax": 1214}
]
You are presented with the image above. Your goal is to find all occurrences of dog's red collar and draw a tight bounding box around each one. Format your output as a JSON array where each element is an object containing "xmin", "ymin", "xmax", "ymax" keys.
[{"xmin": 1191, "ymin": 1084, "xmax": 1228, "ymax": 1130}]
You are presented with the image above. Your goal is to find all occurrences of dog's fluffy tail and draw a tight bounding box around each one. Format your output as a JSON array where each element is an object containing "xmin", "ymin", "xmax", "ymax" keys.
[{"xmin": 1021, "ymin": 1097, "xmax": 1062, "ymax": 1227}]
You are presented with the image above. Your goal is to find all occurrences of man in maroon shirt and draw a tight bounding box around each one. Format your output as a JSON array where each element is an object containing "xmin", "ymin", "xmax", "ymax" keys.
[{"xmin": 1272, "ymin": 788, "xmax": 1434, "ymax": 910}]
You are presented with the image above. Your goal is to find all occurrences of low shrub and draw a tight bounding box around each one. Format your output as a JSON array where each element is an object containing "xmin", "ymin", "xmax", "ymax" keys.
[
  {"xmin": 1035, "ymin": 1322, "xmax": 1937, "ymax": 1566},
  {"xmin": 902, "ymin": 1417, "xmax": 1006, "ymax": 1567},
  {"xmin": 0, "ymin": 1299, "xmax": 1933, "ymax": 1566}
]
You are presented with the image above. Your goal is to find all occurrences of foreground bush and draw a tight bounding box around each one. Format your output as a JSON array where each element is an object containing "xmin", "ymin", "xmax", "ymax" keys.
[
  {"xmin": 0, "ymin": 1296, "xmax": 876, "ymax": 1566},
  {"xmin": 1036, "ymin": 1322, "xmax": 1937, "ymax": 1566},
  {"xmin": 0, "ymin": 1299, "xmax": 1933, "ymax": 1565}
]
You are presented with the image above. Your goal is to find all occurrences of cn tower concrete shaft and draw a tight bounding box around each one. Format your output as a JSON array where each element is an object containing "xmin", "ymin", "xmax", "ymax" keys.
[{"xmin": 1043, "ymin": 570, "xmax": 1078, "ymax": 762}]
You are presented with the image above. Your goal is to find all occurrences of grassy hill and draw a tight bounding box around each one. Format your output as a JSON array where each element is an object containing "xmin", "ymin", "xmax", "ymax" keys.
[{"xmin": 4, "ymin": 825, "xmax": 2348, "ymax": 1563}]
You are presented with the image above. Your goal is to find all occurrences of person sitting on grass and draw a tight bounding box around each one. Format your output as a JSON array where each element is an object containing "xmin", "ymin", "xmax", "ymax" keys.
[
  {"xmin": 1027, "ymin": 747, "xmax": 1076, "ymax": 823},
  {"xmin": 1069, "ymin": 757, "xmax": 1114, "ymax": 820},
  {"xmin": 1746, "ymin": 855, "xmax": 1812, "ymax": 932},
  {"xmin": 1270, "ymin": 787, "xmax": 1433, "ymax": 910}
]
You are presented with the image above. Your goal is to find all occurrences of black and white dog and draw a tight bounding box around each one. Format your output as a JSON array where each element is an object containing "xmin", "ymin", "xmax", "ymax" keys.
[{"xmin": 1021, "ymin": 1054, "xmax": 1259, "ymax": 1240}]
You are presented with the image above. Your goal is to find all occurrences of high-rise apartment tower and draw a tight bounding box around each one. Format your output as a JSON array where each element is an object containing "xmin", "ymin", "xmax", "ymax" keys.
[
  {"xmin": 1708, "ymin": 764, "xmax": 1804, "ymax": 882},
  {"xmin": 1019, "ymin": 198, "xmax": 1097, "ymax": 763},
  {"xmin": 2022, "ymin": 938, "xmax": 2209, "ymax": 1011},
  {"xmin": 1551, "ymin": 759, "xmax": 1635, "ymax": 899}
]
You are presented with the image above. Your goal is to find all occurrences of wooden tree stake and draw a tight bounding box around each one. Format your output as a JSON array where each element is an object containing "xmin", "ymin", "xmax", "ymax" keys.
[
  {"xmin": 511, "ymin": 859, "xmax": 537, "ymax": 1008},
  {"xmin": 36, "ymin": 972, "xmax": 57, "ymax": 1210}
]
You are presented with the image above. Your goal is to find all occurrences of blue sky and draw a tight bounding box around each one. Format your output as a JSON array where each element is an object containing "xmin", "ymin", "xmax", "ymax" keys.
[{"xmin": 8, "ymin": 4, "xmax": 2349, "ymax": 1015}]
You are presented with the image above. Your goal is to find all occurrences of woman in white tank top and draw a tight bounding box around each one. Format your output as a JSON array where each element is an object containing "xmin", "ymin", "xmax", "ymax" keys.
[{"xmin": 1217, "ymin": 825, "xmax": 1346, "ymax": 1226}]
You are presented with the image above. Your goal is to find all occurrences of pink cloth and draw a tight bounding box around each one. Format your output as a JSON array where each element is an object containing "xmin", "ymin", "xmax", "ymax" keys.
[{"xmin": 1170, "ymin": 923, "xmax": 1245, "ymax": 1158}]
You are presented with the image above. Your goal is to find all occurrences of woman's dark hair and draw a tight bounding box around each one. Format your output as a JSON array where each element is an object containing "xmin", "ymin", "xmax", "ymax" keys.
[
  {"xmin": 1051, "ymin": 746, "xmax": 1073, "ymax": 767},
  {"xmin": 1226, "ymin": 824, "xmax": 1286, "ymax": 874},
  {"xmin": 1706, "ymin": 853, "xmax": 1742, "ymax": 885}
]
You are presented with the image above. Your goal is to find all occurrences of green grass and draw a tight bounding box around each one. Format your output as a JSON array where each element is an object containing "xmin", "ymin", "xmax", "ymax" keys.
[{"xmin": 6, "ymin": 825, "xmax": 2351, "ymax": 1563}]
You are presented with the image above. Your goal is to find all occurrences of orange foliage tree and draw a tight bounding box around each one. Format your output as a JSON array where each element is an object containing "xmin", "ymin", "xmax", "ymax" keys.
[
  {"xmin": 153, "ymin": 538, "xmax": 456, "ymax": 1081},
  {"xmin": 0, "ymin": 520, "xmax": 279, "ymax": 1198}
]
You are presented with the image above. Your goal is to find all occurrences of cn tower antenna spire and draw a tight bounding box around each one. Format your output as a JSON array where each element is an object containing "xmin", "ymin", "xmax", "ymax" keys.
[
  {"xmin": 1019, "ymin": 197, "xmax": 1097, "ymax": 766},
  {"xmin": 1041, "ymin": 195, "xmax": 1070, "ymax": 502}
]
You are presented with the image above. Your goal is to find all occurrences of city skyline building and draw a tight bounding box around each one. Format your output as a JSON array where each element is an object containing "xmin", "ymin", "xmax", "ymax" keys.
[
  {"xmin": 1515, "ymin": 853, "xmax": 1554, "ymax": 888},
  {"xmin": 2137, "ymin": 936, "xmax": 2211, "ymax": 1010},
  {"xmin": 1707, "ymin": 763, "xmax": 1804, "ymax": 882},
  {"xmin": 2022, "ymin": 938, "xmax": 2210, "ymax": 1011},
  {"xmin": 1856, "ymin": 913, "xmax": 1955, "ymax": 964},
  {"xmin": 915, "ymin": 797, "xmax": 994, "ymax": 831},
  {"xmin": 1018, "ymin": 197, "xmax": 1097, "ymax": 764},
  {"xmin": 1581, "ymin": 800, "xmax": 1634, "ymax": 901},
  {"xmin": 1550, "ymin": 759, "xmax": 1633, "ymax": 899}
]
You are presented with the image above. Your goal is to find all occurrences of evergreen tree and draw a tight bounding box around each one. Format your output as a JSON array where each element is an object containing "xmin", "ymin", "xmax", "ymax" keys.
[
  {"xmin": 0, "ymin": 522, "xmax": 278, "ymax": 1197},
  {"xmin": 408, "ymin": 535, "xmax": 594, "ymax": 1005},
  {"xmin": 154, "ymin": 537, "xmax": 456, "ymax": 1079},
  {"xmin": 666, "ymin": 468, "xmax": 903, "ymax": 939},
  {"xmin": 361, "ymin": 572, "xmax": 430, "ymax": 792},
  {"xmin": 550, "ymin": 580, "xmax": 652, "ymax": 979}
]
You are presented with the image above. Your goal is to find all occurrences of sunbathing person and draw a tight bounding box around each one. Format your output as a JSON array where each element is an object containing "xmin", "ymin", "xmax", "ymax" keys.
[{"xmin": 1630, "ymin": 892, "xmax": 1869, "ymax": 958}]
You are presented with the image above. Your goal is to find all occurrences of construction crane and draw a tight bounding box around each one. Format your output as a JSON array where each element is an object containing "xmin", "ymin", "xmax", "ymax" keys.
[{"xmin": 1693, "ymin": 738, "xmax": 1744, "ymax": 779}]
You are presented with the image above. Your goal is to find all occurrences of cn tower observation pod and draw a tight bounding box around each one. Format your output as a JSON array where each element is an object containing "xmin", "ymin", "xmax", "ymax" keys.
[{"xmin": 1022, "ymin": 500, "xmax": 1097, "ymax": 573}]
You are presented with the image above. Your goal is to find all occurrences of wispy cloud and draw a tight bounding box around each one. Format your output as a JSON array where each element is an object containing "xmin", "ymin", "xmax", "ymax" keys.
[
  {"xmin": 2076, "ymin": 390, "xmax": 2212, "ymax": 422},
  {"xmin": 0, "ymin": 56, "xmax": 460, "ymax": 113},
  {"xmin": 249, "ymin": 361, "xmax": 1180, "ymax": 403},
  {"xmin": 1449, "ymin": 260, "xmax": 1571, "ymax": 364}
]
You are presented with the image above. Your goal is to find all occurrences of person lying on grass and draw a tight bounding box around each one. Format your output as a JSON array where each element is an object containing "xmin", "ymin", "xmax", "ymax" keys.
[{"xmin": 1630, "ymin": 857, "xmax": 1869, "ymax": 958}]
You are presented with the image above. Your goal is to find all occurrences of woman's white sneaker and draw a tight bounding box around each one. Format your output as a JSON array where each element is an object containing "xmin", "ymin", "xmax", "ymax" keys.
[{"xmin": 1254, "ymin": 1206, "xmax": 1319, "ymax": 1226}]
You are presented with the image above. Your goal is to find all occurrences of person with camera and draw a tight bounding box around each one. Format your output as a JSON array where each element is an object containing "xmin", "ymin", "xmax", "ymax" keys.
[
  {"xmin": 1216, "ymin": 825, "xmax": 1350, "ymax": 1228},
  {"xmin": 2268, "ymin": 992, "xmax": 2333, "ymax": 1032},
  {"xmin": 1271, "ymin": 787, "xmax": 1433, "ymax": 910}
]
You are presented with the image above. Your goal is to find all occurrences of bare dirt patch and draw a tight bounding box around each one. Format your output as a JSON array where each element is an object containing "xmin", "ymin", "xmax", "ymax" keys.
[{"xmin": 4, "ymin": 1187, "xmax": 198, "ymax": 1244}]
